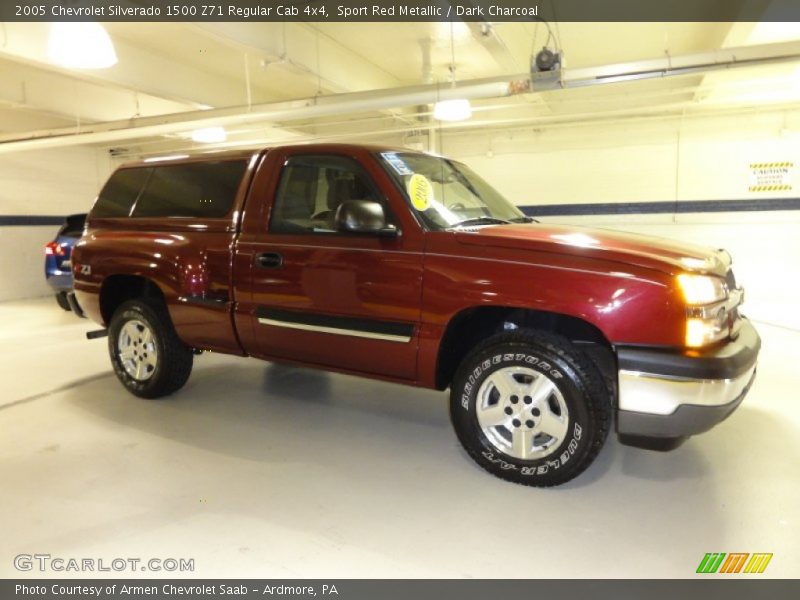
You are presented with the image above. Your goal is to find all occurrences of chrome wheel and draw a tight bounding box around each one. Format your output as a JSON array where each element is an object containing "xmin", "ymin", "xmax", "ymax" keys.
[
  {"xmin": 117, "ymin": 319, "xmax": 157, "ymax": 381},
  {"xmin": 476, "ymin": 366, "xmax": 569, "ymax": 460}
]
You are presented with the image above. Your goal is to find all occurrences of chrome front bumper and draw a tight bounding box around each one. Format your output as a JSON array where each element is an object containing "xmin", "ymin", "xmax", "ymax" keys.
[
  {"xmin": 615, "ymin": 319, "xmax": 760, "ymax": 440},
  {"xmin": 618, "ymin": 364, "xmax": 757, "ymax": 416}
]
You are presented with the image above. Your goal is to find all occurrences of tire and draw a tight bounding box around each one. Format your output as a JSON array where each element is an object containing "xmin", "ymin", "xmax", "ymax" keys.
[
  {"xmin": 55, "ymin": 292, "xmax": 71, "ymax": 311},
  {"xmin": 450, "ymin": 330, "xmax": 611, "ymax": 487},
  {"xmin": 108, "ymin": 298, "xmax": 193, "ymax": 399}
]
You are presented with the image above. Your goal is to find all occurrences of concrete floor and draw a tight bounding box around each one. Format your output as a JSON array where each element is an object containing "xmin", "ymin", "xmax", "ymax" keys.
[{"xmin": 1, "ymin": 297, "xmax": 798, "ymax": 578}]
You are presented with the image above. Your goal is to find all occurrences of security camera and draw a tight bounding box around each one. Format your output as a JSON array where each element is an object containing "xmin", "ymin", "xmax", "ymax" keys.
[
  {"xmin": 536, "ymin": 48, "xmax": 557, "ymax": 71},
  {"xmin": 533, "ymin": 47, "xmax": 561, "ymax": 72},
  {"xmin": 530, "ymin": 46, "xmax": 563, "ymax": 90}
]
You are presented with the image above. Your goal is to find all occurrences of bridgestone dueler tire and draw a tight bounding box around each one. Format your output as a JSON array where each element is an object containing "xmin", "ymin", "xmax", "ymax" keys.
[
  {"xmin": 450, "ymin": 330, "xmax": 611, "ymax": 487},
  {"xmin": 108, "ymin": 299, "xmax": 193, "ymax": 399}
]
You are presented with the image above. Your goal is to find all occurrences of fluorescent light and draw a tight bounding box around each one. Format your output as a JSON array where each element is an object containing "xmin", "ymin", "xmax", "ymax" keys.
[
  {"xmin": 701, "ymin": 65, "xmax": 800, "ymax": 106},
  {"xmin": 47, "ymin": 23, "xmax": 118, "ymax": 69},
  {"xmin": 747, "ymin": 22, "xmax": 800, "ymax": 45},
  {"xmin": 433, "ymin": 99, "xmax": 472, "ymax": 122},
  {"xmin": 191, "ymin": 127, "xmax": 227, "ymax": 144}
]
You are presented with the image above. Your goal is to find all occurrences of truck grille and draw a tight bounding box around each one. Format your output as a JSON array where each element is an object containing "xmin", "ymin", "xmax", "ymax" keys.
[{"xmin": 725, "ymin": 268, "xmax": 742, "ymax": 335}]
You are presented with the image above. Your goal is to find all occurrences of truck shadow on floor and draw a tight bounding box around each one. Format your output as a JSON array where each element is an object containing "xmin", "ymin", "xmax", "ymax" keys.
[
  {"xmin": 259, "ymin": 361, "xmax": 451, "ymax": 429},
  {"xmin": 260, "ymin": 362, "xmax": 333, "ymax": 403},
  {"xmin": 71, "ymin": 359, "xmax": 453, "ymax": 463}
]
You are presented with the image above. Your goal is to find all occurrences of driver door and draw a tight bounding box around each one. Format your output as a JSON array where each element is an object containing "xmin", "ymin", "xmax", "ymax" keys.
[{"xmin": 241, "ymin": 151, "xmax": 424, "ymax": 380}]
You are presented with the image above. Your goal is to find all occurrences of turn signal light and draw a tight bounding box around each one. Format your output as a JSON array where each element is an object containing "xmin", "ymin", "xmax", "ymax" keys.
[{"xmin": 685, "ymin": 318, "xmax": 723, "ymax": 348}]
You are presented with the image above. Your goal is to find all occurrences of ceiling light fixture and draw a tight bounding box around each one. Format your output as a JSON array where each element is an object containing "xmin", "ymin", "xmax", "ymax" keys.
[
  {"xmin": 433, "ymin": 99, "xmax": 473, "ymax": 121},
  {"xmin": 433, "ymin": 22, "xmax": 472, "ymax": 122},
  {"xmin": 47, "ymin": 23, "xmax": 118, "ymax": 69},
  {"xmin": 191, "ymin": 127, "xmax": 227, "ymax": 144}
]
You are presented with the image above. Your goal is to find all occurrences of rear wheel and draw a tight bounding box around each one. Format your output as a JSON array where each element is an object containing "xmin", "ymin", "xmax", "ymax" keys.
[
  {"xmin": 450, "ymin": 330, "xmax": 611, "ymax": 487},
  {"xmin": 108, "ymin": 299, "xmax": 193, "ymax": 399},
  {"xmin": 55, "ymin": 292, "xmax": 71, "ymax": 311}
]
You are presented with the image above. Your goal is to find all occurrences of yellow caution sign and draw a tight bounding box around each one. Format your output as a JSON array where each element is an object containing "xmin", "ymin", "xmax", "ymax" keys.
[
  {"xmin": 749, "ymin": 184, "xmax": 792, "ymax": 193},
  {"xmin": 749, "ymin": 161, "xmax": 793, "ymax": 193},
  {"xmin": 750, "ymin": 162, "xmax": 793, "ymax": 169}
]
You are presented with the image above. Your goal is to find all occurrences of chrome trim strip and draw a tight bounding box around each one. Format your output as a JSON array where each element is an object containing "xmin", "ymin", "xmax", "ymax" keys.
[
  {"xmin": 178, "ymin": 295, "xmax": 229, "ymax": 307},
  {"xmin": 618, "ymin": 364, "xmax": 757, "ymax": 416},
  {"xmin": 257, "ymin": 318, "xmax": 412, "ymax": 343}
]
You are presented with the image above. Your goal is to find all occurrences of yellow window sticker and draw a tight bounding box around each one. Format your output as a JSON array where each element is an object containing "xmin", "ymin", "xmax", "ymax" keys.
[{"xmin": 407, "ymin": 174, "xmax": 433, "ymax": 211}]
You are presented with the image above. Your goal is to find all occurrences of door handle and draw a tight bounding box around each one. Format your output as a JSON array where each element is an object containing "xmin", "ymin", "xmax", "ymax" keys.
[{"xmin": 256, "ymin": 252, "xmax": 283, "ymax": 269}]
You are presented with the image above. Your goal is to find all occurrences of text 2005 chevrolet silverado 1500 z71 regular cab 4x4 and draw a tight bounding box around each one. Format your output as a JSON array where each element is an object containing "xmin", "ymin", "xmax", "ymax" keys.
[{"xmin": 72, "ymin": 144, "xmax": 760, "ymax": 486}]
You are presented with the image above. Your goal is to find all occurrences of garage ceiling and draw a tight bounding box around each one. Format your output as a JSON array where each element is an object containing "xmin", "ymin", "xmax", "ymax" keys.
[{"xmin": 0, "ymin": 18, "xmax": 798, "ymax": 157}]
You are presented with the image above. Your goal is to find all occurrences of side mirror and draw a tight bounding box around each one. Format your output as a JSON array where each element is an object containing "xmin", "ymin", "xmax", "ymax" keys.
[{"xmin": 334, "ymin": 200, "xmax": 398, "ymax": 237}]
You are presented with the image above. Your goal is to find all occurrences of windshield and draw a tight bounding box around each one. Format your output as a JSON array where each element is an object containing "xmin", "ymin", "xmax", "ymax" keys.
[{"xmin": 377, "ymin": 151, "xmax": 528, "ymax": 230}]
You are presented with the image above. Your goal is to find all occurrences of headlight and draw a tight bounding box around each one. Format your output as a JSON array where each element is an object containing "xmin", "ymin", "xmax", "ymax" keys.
[
  {"xmin": 676, "ymin": 274, "xmax": 727, "ymax": 305},
  {"xmin": 676, "ymin": 274, "xmax": 729, "ymax": 348}
]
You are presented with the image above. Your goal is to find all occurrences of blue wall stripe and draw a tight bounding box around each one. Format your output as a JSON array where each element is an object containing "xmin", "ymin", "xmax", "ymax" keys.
[
  {"xmin": 0, "ymin": 216, "xmax": 67, "ymax": 226},
  {"xmin": 520, "ymin": 197, "xmax": 800, "ymax": 217},
  {"xmin": 2, "ymin": 198, "xmax": 800, "ymax": 225}
]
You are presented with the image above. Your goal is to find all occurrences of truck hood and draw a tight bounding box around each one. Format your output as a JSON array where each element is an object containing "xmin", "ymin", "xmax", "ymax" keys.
[{"xmin": 452, "ymin": 223, "xmax": 730, "ymax": 276}]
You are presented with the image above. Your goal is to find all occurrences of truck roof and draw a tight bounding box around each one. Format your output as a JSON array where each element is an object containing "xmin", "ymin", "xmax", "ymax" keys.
[{"xmin": 118, "ymin": 143, "xmax": 424, "ymax": 170}]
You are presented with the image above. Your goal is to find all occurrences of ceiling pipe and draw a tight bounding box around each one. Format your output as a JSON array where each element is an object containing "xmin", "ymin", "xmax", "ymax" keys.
[
  {"xmin": 560, "ymin": 39, "xmax": 800, "ymax": 88},
  {"xmin": 115, "ymin": 98, "xmax": 800, "ymax": 161},
  {"xmin": 0, "ymin": 75, "xmax": 519, "ymax": 153},
  {"xmin": 2, "ymin": 40, "xmax": 800, "ymax": 154}
]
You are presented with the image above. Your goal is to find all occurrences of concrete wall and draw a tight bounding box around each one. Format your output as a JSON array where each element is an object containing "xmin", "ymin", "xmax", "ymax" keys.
[
  {"xmin": 0, "ymin": 147, "xmax": 112, "ymax": 302},
  {"xmin": 442, "ymin": 106, "xmax": 800, "ymax": 330},
  {"xmin": 441, "ymin": 107, "xmax": 800, "ymax": 204}
]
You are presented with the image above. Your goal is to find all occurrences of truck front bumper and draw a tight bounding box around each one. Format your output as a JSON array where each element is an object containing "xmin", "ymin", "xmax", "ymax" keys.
[{"xmin": 615, "ymin": 319, "xmax": 760, "ymax": 444}]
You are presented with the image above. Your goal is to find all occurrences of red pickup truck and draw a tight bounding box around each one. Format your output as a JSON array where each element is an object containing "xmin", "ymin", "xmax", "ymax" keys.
[{"xmin": 72, "ymin": 144, "xmax": 760, "ymax": 486}]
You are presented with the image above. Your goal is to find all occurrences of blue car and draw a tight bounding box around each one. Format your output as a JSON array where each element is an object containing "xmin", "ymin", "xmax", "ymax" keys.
[{"xmin": 45, "ymin": 214, "xmax": 86, "ymax": 312}]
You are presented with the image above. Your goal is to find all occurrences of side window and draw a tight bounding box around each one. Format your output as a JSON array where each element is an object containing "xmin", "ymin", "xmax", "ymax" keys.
[
  {"xmin": 270, "ymin": 156, "xmax": 383, "ymax": 234},
  {"xmin": 132, "ymin": 160, "xmax": 247, "ymax": 218},
  {"xmin": 91, "ymin": 167, "xmax": 152, "ymax": 218}
]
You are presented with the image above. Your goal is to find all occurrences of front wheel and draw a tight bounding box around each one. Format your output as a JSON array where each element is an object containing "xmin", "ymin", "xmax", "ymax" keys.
[
  {"xmin": 450, "ymin": 330, "xmax": 611, "ymax": 487},
  {"xmin": 108, "ymin": 299, "xmax": 193, "ymax": 399}
]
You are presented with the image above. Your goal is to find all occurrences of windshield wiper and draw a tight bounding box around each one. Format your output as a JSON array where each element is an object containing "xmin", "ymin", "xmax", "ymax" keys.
[
  {"xmin": 451, "ymin": 217, "xmax": 512, "ymax": 228},
  {"xmin": 510, "ymin": 216, "xmax": 538, "ymax": 223}
]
